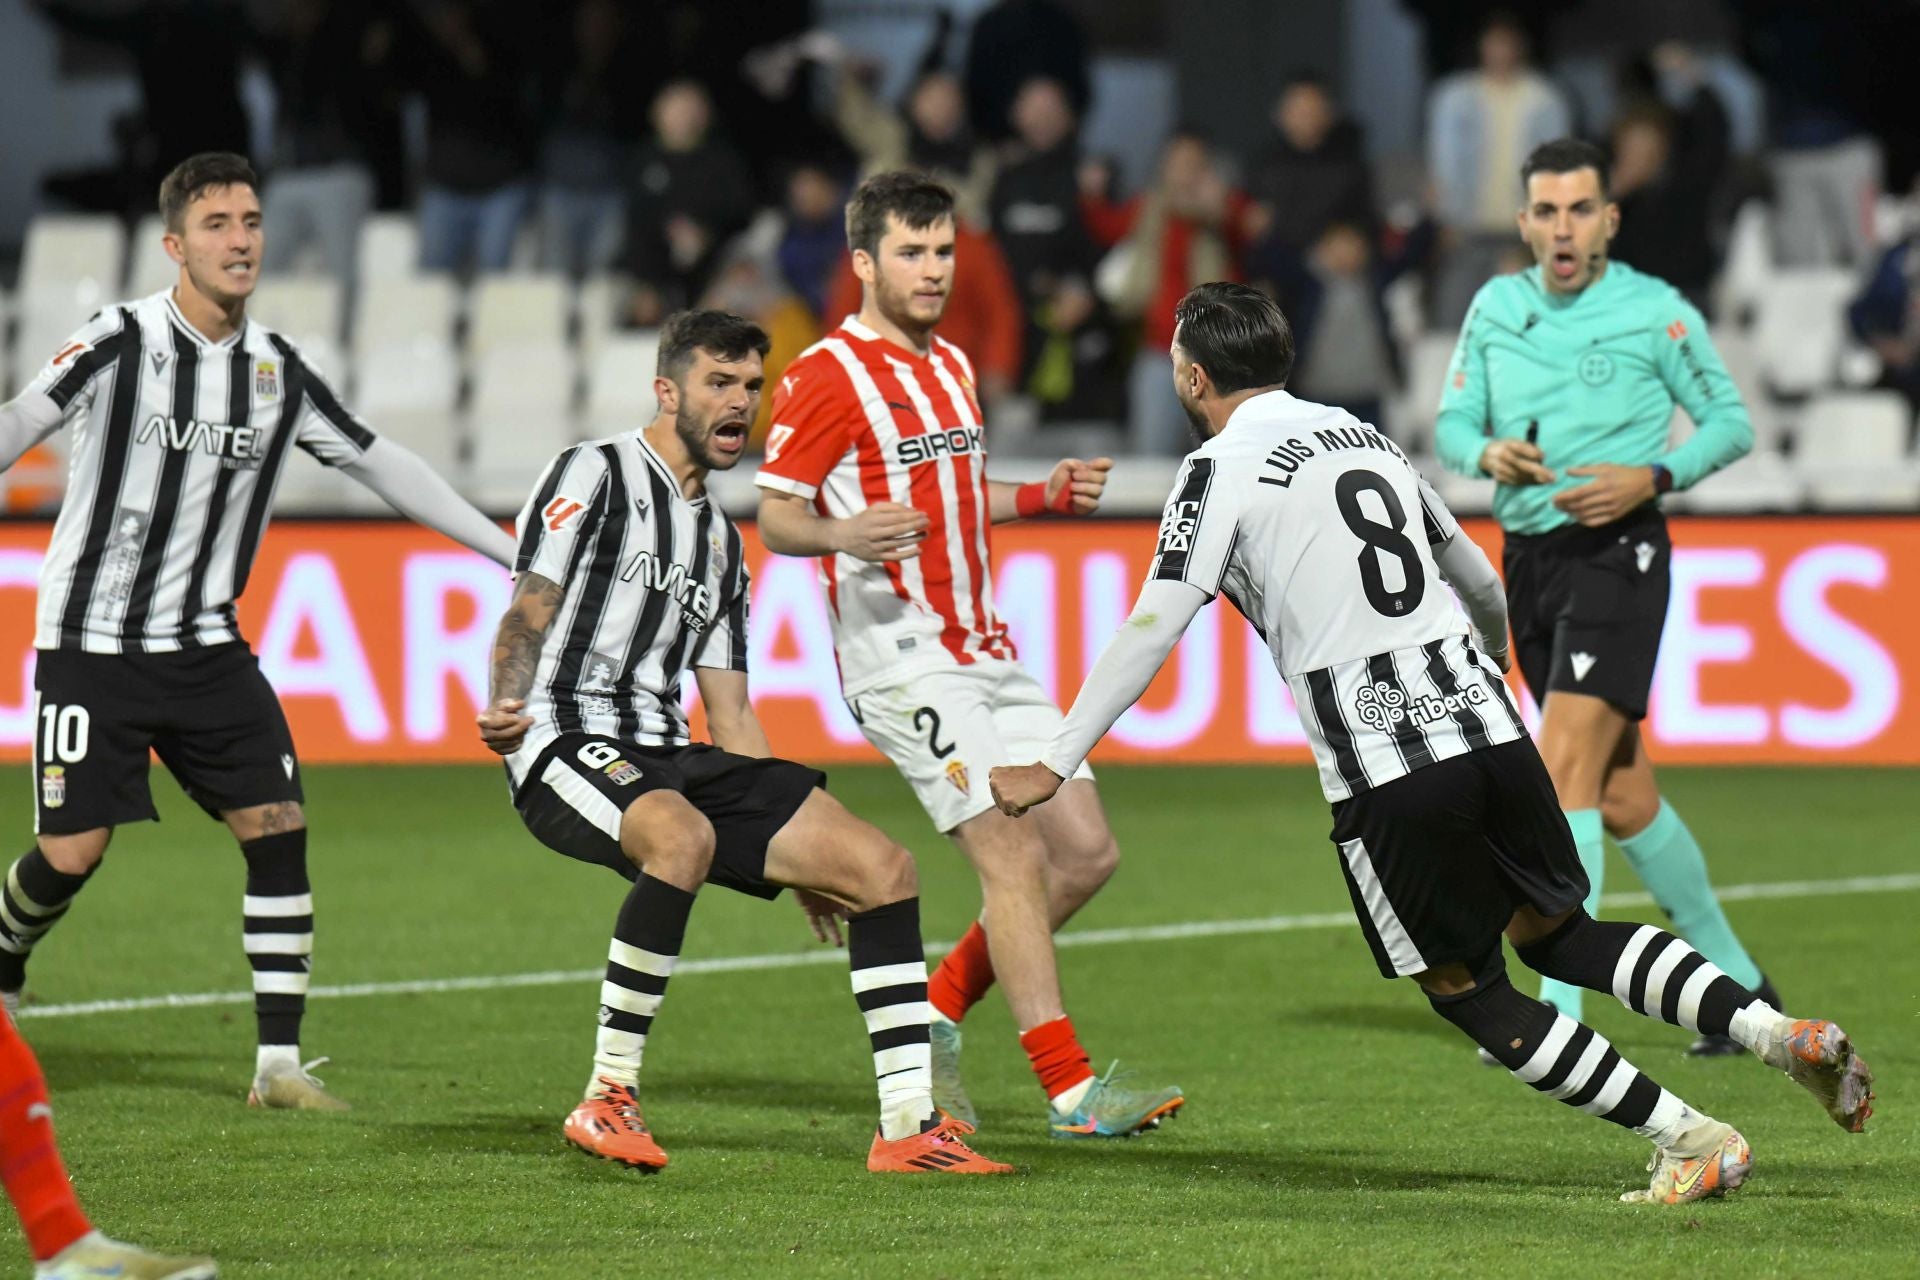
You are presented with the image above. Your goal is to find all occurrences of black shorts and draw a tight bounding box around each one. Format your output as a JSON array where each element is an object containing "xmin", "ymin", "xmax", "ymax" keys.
[
  {"xmin": 512, "ymin": 734, "xmax": 826, "ymax": 900},
  {"xmin": 1502, "ymin": 504, "xmax": 1671, "ymax": 720},
  {"xmin": 31, "ymin": 643, "xmax": 302, "ymax": 836},
  {"xmin": 1330, "ymin": 737, "xmax": 1588, "ymax": 980}
]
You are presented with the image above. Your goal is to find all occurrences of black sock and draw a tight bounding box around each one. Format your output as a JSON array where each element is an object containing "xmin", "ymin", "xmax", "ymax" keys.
[
  {"xmin": 242, "ymin": 831, "xmax": 311, "ymax": 1049},
  {"xmin": 592, "ymin": 874, "xmax": 697, "ymax": 1089},
  {"xmin": 0, "ymin": 848, "xmax": 96, "ymax": 990},
  {"xmin": 1514, "ymin": 910, "xmax": 1760, "ymax": 1037},
  {"xmin": 847, "ymin": 897, "xmax": 933, "ymax": 1140},
  {"xmin": 1429, "ymin": 970, "xmax": 1670, "ymax": 1133}
]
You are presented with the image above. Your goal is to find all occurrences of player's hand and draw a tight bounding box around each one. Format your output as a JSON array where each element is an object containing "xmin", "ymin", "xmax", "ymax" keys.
[
  {"xmin": 476, "ymin": 698, "xmax": 535, "ymax": 756},
  {"xmin": 1047, "ymin": 456, "xmax": 1113, "ymax": 515},
  {"xmin": 988, "ymin": 762, "xmax": 1064, "ymax": 817},
  {"xmin": 1553, "ymin": 464, "xmax": 1656, "ymax": 527},
  {"xmin": 793, "ymin": 889, "xmax": 848, "ymax": 947},
  {"xmin": 1479, "ymin": 439, "xmax": 1555, "ymax": 486},
  {"xmin": 834, "ymin": 502, "xmax": 929, "ymax": 562}
]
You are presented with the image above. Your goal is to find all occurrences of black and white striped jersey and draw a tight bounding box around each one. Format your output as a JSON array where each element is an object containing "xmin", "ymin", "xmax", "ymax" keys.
[
  {"xmin": 1149, "ymin": 390, "xmax": 1526, "ymax": 802},
  {"xmin": 20, "ymin": 290, "xmax": 377, "ymax": 654},
  {"xmin": 505, "ymin": 434, "xmax": 750, "ymax": 790}
]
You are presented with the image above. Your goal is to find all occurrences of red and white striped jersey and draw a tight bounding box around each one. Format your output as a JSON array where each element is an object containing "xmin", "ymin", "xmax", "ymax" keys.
[{"xmin": 755, "ymin": 317, "xmax": 1014, "ymax": 696}]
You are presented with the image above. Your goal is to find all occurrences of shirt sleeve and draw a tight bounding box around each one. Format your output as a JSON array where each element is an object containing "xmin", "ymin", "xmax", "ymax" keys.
[
  {"xmin": 754, "ymin": 355, "xmax": 854, "ymax": 502},
  {"xmin": 692, "ymin": 521, "xmax": 751, "ymax": 673},
  {"xmin": 1414, "ymin": 470, "xmax": 1461, "ymax": 547},
  {"xmin": 513, "ymin": 445, "xmax": 610, "ymax": 585},
  {"xmin": 287, "ymin": 342, "xmax": 379, "ymax": 468},
  {"xmin": 23, "ymin": 308, "xmax": 133, "ymax": 414},
  {"xmin": 1654, "ymin": 301, "xmax": 1754, "ymax": 490},
  {"xmin": 1434, "ymin": 293, "xmax": 1494, "ymax": 478},
  {"xmin": 1148, "ymin": 455, "xmax": 1237, "ymax": 598}
]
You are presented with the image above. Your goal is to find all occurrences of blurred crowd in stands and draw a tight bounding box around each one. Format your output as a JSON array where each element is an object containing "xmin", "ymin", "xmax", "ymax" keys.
[{"xmin": 12, "ymin": 0, "xmax": 1920, "ymax": 483}]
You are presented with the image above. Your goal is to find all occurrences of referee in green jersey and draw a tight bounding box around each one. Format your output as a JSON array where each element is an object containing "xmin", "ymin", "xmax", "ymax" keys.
[{"xmin": 1436, "ymin": 138, "xmax": 1779, "ymax": 1051}]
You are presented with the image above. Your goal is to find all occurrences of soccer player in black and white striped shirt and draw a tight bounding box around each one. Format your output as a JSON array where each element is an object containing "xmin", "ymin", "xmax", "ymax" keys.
[
  {"xmin": 475, "ymin": 310, "xmax": 1008, "ymax": 1175},
  {"xmin": 0, "ymin": 153, "xmax": 514, "ymax": 1110},
  {"xmin": 992, "ymin": 283, "xmax": 1875, "ymax": 1204}
]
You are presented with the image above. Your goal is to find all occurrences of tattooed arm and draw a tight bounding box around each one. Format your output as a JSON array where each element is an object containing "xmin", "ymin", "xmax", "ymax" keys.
[{"xmin": 477, "ymin": 572, "xmax": 564, "ymax": 756}]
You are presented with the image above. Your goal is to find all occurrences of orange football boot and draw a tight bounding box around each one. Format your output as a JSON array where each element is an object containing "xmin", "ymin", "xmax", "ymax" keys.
[
  {"xmin": 564, "ymin": 1078, "xmax": 668, "ymax": 1171},
  {"xmin": 867, "ymin": 1113, "xmax": 1014, "ymax": 1174}
]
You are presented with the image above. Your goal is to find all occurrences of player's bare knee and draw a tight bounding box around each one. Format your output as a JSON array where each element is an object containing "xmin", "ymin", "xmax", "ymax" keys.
[
  {"xmin": 38, "ymin": 830, "xmax": 109, "ymax": 875},
  {"xmin": 846, "ymin": 836, "xmax": 918, "ymax": 913},
  {"xmin": 621, "ymin": 798, "xmax": 714, "ymax": 886}
]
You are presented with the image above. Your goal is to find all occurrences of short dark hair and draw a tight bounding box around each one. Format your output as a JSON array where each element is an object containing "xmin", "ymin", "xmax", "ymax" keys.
[
  {"xmin": 1172, "ymin": 282, "xmax": 1294, "ymax": 395},
  {"xmin": 1520, "ymin": 138, "xmax": 1611, "ymax": 198},
  {"xmin": 159, "ymin": 152, "xmax": 259, "ymax": 232},
  {"xmin": 655, "ymin": 310, "xmax": 771, "ymax": 385},
  {"xmin": 845, "ymin": 170, "xmax": 955, "ymax": 259}
]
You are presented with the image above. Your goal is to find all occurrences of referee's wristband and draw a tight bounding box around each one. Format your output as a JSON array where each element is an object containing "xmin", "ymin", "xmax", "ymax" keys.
[
  {"xmin": 1015, "ymin": 481, "xmax": 1075, "ymax": 518},
  {"xmin": 1650, "ymin": 463, "xmax": 1674, "ymax": 495}
]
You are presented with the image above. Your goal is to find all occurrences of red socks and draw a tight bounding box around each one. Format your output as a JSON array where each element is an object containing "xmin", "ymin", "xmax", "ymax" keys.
[
  {"xmin": 0, "ymin": 1011, "xmax": 90, "ymax": 1261},
  {"xmin": 928, "ymin": 922, "xmax": 996, "ymax": 1023},
  {"xmin": 1019, "ymin": 1015, "xmax": 1094, "ymax": 1103}
]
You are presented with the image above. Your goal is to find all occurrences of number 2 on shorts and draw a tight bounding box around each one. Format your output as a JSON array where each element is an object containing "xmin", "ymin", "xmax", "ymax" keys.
[{"xmin": 912, "ymin": 707, "xmax": 955, "ymax": 759}]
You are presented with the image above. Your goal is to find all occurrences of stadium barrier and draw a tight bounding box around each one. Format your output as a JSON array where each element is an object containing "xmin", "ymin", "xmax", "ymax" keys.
[{"xmin": 0, "ymin": 517, "xmax": 1913, "ymax": 766}]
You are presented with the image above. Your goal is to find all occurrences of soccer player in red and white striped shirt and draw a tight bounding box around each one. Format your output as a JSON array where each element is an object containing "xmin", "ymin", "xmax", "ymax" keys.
[{"xmin": 756, "ymin": 172, "xmax": 1183, "ymax": 1138}]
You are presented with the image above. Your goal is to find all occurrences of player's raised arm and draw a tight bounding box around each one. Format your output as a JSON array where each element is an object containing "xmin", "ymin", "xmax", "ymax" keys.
[{"xmin": 985, "ymin": 456, "xmax": 1113, "ymax": 522}]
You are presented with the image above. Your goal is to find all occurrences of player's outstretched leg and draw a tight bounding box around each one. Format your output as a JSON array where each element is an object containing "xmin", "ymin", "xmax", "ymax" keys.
[
  {"xmin": 0, "ymin": 838, "xmax": 104, "ymax": 1014},
  {"xmin": 1513, "ymin": 910, "xmax": 1874, "ymax": 1132},
  {"xmin": 764, "ymin": 791, "xmax": 1010, "ymax": 1174},
  {"xmin": 1423, "ymin": 964, "xmax": 1752, "ymax": 1204},
  {"xmin": 231, "ymin": 807, "xmax": 345, "ymax": 1113}
]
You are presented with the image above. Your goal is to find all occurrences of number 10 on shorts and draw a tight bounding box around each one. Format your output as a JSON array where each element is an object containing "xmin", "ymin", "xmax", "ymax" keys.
[{"xmin": 36, "ymin": 696, "xmax": 91, "ymax": 764}]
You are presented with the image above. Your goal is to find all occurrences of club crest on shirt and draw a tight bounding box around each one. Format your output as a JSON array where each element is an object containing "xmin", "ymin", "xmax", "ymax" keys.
[
  {"xmin": 944, "ymin": 759, "xmax": 970, "ymax": 795},
  {"xmin": 255, "ymin": 359, "xmax": 279, "ymax": 399},
  {"xmin": 39, "ymin": 765, "xmax": 65, "ymax": 810},
  {"xmin": 1577, "ymin": 352, "xmax": 1615, "ymax": 386}
]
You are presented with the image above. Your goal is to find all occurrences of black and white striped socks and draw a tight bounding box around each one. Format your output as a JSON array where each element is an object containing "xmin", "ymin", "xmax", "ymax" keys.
[
  {"xmin": 1515, "ymin": 913, "xmax": 1787, "ymax": 1056},
  {"xmin": 1430, "ymin": 971, "xmax": 1704, "ymax": 1148},
  {"xmin": 591, "ymin": 874, "xmax": 693, "ymax": 1094},
  {"xmin": 242, "ymin": 832, "xmax": 313, "ymax": 1073},
  {"xmin": 0, "ymin": 849, "xmax": 93, "ymax": 992},
  {"xmin": 847, "ymin": 897, "xmax": 935, "ymax": 1142}
]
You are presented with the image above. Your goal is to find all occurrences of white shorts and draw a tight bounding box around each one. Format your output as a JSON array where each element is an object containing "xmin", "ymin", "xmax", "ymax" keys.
[{"xmin": 850, "ymin": 659, "xmax": 1094, "ymax": 834}]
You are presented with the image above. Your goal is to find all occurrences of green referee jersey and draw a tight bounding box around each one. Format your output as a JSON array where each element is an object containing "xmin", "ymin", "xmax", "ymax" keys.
[{"xmin": 1434, "ymin": 260, "xmax": 1753, "ymax": 535}]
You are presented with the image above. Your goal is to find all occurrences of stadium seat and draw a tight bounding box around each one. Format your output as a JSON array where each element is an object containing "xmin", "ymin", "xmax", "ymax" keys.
[
  {"xmin": 467, "ymin": 339, "xmax": 581, "ymax": 506},
  {"xmin": 12, "ymin": 285, "xmax": 110, "ymax": 397},
  {"xmin": 1800, "ymin": 391, "xmax": 1920, "ymax": 510},
  {"xmin": 125, "ymin": 214, "xmax": 176, "ymax": 297},
  {"xmin": 468, "ymin": 274, "xmax": 570, "ymax": 361},
  {"xmin": 1709, "ymin": 330, "xmax": 1790, "ymax": 453},
  {"xmin": 1712, "ymin": 201, "xmax": 1773, "ymax": 325},
  {"xmin": 353, "ymin": 341, "xmax": 464, "ymax": 476},
  {"xmin": 1753, "ymin": 268, "xmax": 1858, "ymax": 398},
  {"xmin": 1676, "ymin": 449, "xmax": 1807, "ymax": 513},
  {"xmin": 352, "ymin": 276, "xmax": 459, "ymax": 364},
  {"xmin": 248, "ymin": 278, "xmax": 346, "ymax": 384},
  {"xmin": 1389, "ymin": 332, "xmax": 1457, "ymax": 458},
  {"xmin": 20, "ymin": 215, "xmax": 125, "ymax": 301},
  {"xmin": 575, "ymin": 273, "xmax": 634, "ymax": 361},
  {"xmin": 358, "ymin": 213, "xmax": 420, "ymax": 286},
  {"xmin": 584, "ymin": 331, "xmax": 661, "ymax": 437}
]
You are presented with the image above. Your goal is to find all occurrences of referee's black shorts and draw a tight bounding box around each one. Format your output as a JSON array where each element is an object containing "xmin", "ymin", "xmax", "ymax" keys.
[
  {"xmin": 1501, "ymin": 504, "xmax": 1671, "ymax": 720},
  {"xmin": 512, "ymin": 733, "xmax": 824, "ymax": 900},
  {"xmin": 1331, "ymin": 738, "xmax": 1588, "ymax": 980}
]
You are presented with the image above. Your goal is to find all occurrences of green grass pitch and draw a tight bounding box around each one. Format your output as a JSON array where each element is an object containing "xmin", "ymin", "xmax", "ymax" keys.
[{"xmin": 2, "ymin": 764, "xmax": 1914, "ymax": 1277}]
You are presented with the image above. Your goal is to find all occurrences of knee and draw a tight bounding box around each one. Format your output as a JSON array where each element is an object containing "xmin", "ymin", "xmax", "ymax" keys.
[
  {"xmin": 38, "ymin": 831, "xmax": 109, "ymax": 875},
  {"xmin": 1056, "ymin": 832, "xmax": 1119, "ymax": 895},
  {"xmin": 1600, "ymin": 789, "xmax": 1659, "ymax": 841},
  {"xmin": 625, "ymin": 811, "xmax": 715, "ymax": 886},
  {"xmin": 845, "ymin": 838, "xmax": 919, "ymax": 914},
  {"xmin": 972, "ymin": 829, "xmax": 1050, "ymax": 894}
]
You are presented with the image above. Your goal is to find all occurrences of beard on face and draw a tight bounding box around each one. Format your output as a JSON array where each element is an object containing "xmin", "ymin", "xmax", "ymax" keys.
[
  {"xmin": 874, "ymin": 274, "xmax": 947, "ymax": 336},
  {"xmin": 1175, "ymin": 380, "xmax": 1210, "ymax": 445},
  {"xmin": 675, "ymin": 403, "xmax": 746, "ymax": 471}
]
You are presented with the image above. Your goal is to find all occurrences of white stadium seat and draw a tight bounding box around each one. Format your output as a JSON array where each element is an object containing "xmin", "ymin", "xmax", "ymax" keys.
[
  {"xmin": 357, "ymin": 213, "xmax": 420, "ymax": 286},
  {"xmin": 20, "ymin": 215, "xmax": 124, "ymax": 300},
  {"xmin": 584, "ymin": 331, "xmax": 661, "ymax": 436},
  {"xmin": 574, "ymin": 273, "xmax": 633, "ymax": 361},
  {"xmin": 354, "ymin": 341, "xmax": 464, "ymax": 475},
  {"xmin": 12, "ymin": 285, "xmax": 111, "ymax": 397},
  {"xmin": 1800, "ymin": 391, "xmax": 1920, "ymax": 510},
  {"xmin": 1711, "ymin": 200, "xmax": 1773, "ymax": 325},
  {"xmin": 247, "ymin": 277, "xmax": 346, "ymax": 384},
  {"xmin": 124, "ymin": 214, "xmax": 176, "ymax": 297},
  {"xmin": 1708, "ymin": 330, "xmax": 1790, "ymax": 453},
  {"xmin": 1753, "ymin": 268, "xmax": 1857, "ymax": 398},
  {"xmin": 468, "ymin": 274, "xmax": 569, "ymax": 361},
  {"xmin": 1388, "ymin": 333, "xmax": 1457, "ymax": 458},
  {"xmin": 352, "ymin": 277, "xmax": 459, "ymax": 363},
  {"xmin": 467, "ymin": 339, "xmax": 580, "ymax": 506},
  {"xmin": 1676, "ymin": 449, "xmax": 1807, "ymax": 513}
]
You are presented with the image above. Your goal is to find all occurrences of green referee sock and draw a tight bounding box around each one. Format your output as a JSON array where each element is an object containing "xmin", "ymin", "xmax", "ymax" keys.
[
  {"xmin": 1538, "ymin": 808, "xmax": 1604, "ymax": 1020},
  {"xmin": 1616, "ymin": 798, "xmax": 1764, "ymax": 990}
]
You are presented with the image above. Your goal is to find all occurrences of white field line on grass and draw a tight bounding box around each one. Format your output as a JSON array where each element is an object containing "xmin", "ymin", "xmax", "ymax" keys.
[{"xmin": 20, "ymin": 872, "xmax": 1920, "ymax": 1022}]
